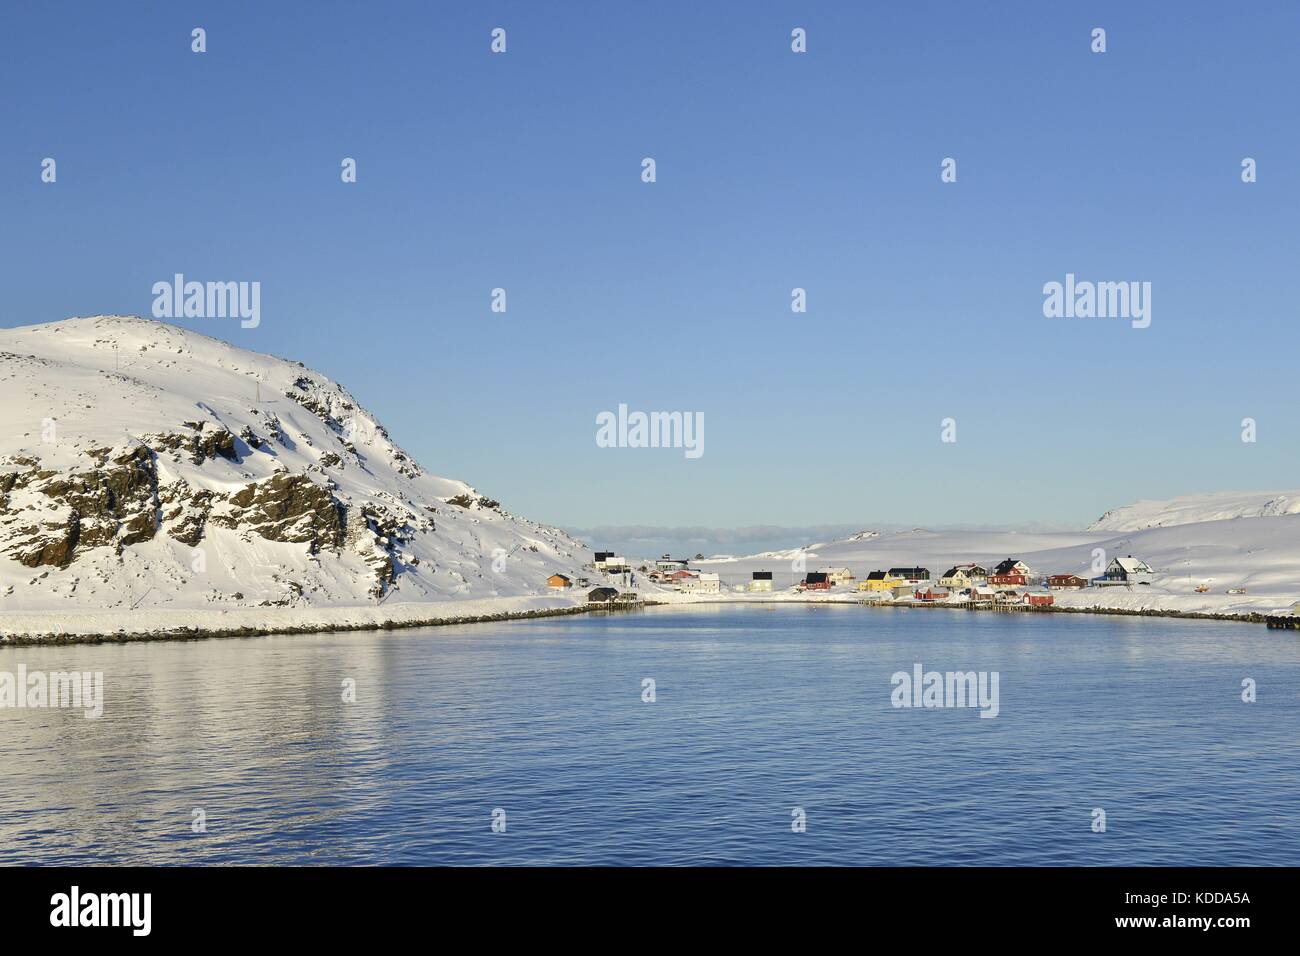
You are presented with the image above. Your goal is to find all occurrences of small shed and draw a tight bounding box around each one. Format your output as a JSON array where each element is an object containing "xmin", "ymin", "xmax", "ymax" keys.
[{"xmin": 587, "ymin": 587, "xmax": 619, "ymax": 604}]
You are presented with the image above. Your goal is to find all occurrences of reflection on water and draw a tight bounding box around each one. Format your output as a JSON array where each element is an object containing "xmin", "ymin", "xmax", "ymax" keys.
[{"xmin": 1, "ymin": 605, "xmax": 1297, "ymax": 865}]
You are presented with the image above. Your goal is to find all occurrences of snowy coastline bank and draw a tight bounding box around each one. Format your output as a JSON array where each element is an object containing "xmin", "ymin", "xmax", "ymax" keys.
[
  {"xmin": 0, "ymin": 594, "xmax": 586, "ymax": 645},
  {"xmin": 3, "ymin": 588, "xmax": 1287, "ymax": 646}
]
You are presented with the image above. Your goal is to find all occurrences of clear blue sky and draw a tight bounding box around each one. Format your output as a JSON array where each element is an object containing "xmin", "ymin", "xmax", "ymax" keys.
[{"xmin": 3, "ymin": 1, "xmax": 1297, "ymax": 542}]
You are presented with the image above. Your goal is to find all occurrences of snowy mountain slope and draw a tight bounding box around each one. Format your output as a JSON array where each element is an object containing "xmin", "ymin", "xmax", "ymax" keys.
[
  {"xmin": 1090, "ymin": 490, "xmax": 1300, "ymax": 531},
  {"xmin": 0, "ymin": 316, "xmax": 588, "ymax": 612}
]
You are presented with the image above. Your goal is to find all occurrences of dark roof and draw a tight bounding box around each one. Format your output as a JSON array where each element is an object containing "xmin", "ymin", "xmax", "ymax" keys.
[
  {"xmin": 866, "ymin": 571, "xmax": 888, "ymax": 580},
  {"xmin": 594, "ymin": 551, "xmax": 611, "ymax": 561},
  {"xmin": 993, "ymin": 559, "xmax": 1023, "ymax": 575},
  {"xmin": 549, "ymin": 573, "xmax": 571, "ymax": 581},
  {"xmin": 587, "ymin": 587, "xmax": 619, "ymax": 601},
  {"xmin": 888, "ymin": 567, "xmax": 929, "ymax": 576},
  {"xmin": 752, "ymin": 571, "xmax": 773, "ymax": 579},
  {"xmin": 805, "ymin": 572, "xmax": 829, "ymax": 584}
]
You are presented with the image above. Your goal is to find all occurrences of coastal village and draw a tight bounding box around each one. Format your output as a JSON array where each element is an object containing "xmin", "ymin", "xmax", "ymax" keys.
[{"xmin": 548, "ymin": 551, "xmax": 1171, "ymax": 611}]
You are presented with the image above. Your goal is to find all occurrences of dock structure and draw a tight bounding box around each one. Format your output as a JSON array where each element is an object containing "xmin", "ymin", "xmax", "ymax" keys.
[{"xmin": 1265, "ymin": 614, "xmax": 1300, "ymax": 629}]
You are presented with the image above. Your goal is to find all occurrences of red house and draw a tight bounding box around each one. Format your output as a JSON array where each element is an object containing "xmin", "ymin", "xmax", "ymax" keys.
[
  {"xmin": 990, "ymin": 558, "xmax": 1031, "ymax": 587},
  {"xmin": 1022, "ymin": 592, "xmax": 1054, "ymax": 607},
  {"xmin": 913, "ymin": 587, "xmax": 950, "ymax": 602},
  {"xmin": 802, "ymin": 572, "xmax": 832, "ymax": 591},
  {"xmin": 1047, "ymin": 574, "xmax": 1088, "ymax": 590}
]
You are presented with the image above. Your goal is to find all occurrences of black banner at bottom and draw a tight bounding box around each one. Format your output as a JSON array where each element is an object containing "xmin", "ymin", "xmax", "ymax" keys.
[{"xmin": 0, "ymin": 866, "xmax": 1279, "ymax": 941}]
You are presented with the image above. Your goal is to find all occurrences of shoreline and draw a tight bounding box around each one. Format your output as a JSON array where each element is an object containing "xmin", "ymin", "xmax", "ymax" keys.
[
  {"xmin": 0, "ymin": 595, "xmax": 588, "ymax": 647},
  {"xmin": 0, "ymin": 590, "xmax": 1283, "ymax": 647},
  {"xmin": 668, "ymin": 595, "xmax": 1270, "ymax": 625}
]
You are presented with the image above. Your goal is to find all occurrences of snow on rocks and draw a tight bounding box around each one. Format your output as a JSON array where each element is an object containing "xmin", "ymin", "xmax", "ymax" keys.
[{"xmin": 0, "ymin": 316, "xmax": 588, "ymax": 626}]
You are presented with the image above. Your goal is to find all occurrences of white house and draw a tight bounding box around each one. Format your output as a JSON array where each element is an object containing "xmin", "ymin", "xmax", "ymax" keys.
[
  {"xmin": 818, "ymin": 567, "xmax": 854, "ymax": 585},
  {"xmin": 1097, "ymin": 556, "xmax": 1154, "ymax": 586},
  {"xmin": 749, "ymin": 571, "xmax": 774, "ymax": 592},
  {"xmin": 680, "ymin": 572, "xmax": 721, "ymax": 594}
]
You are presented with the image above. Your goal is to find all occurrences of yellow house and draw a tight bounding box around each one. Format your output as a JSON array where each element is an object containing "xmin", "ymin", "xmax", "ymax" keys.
[{"xmin": 858, "ymin": 571, "xmax": 904, "ymax": 591}]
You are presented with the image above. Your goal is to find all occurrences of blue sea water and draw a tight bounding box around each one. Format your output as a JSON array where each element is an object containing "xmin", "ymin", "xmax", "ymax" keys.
[{"xmin": 1, "ymin": 604, "xmax": 1296, "ymax": 865}]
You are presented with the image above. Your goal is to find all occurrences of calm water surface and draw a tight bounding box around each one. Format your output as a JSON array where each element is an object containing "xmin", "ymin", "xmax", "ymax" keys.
[{"xmin": 1, "ymin": 604, "xmax": 1297, "ymax": 865}]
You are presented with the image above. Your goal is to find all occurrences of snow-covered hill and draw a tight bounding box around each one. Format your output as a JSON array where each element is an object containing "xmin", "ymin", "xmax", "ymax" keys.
[
  {"xmin": 1090, "ymin": 490, "xmax": 1300, "ymax": 532},
  {"xmin": 0, "ymin": 316, "xmax": 588, "ymax": 613}
]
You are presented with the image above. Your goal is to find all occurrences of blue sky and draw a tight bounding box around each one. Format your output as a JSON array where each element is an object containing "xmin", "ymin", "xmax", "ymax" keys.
[{"xmin": 3, "ymin": 1, "xmax": 1298, "ymax": 547}]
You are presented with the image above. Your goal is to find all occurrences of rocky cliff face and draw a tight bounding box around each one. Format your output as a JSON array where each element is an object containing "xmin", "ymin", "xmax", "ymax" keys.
[{"xmin": 0, "ymin": 316, "xmax": 587, "ymax": 611}]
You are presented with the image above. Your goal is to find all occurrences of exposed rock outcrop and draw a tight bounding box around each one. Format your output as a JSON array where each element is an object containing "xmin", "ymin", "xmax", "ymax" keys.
[
  {"xmin": 212, "ymin": 473, "xmax": 344, "ymax": 552},
  {"xmin": 1, "ymin": 445, "xmax": 159, "ymax": 567}
]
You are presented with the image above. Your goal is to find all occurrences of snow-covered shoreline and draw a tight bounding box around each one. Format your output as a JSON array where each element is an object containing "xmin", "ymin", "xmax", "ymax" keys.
[
  {"xmin": 2, "ymin": 588, "xmax": 1279, "ymax": 647},
  {"xmin": 0, "ymin": 594, "xmax": 587, "ymax": 645},
  {"xmin": 645, "ymin": 587, "xmax": 1274, "ymax": 621}
]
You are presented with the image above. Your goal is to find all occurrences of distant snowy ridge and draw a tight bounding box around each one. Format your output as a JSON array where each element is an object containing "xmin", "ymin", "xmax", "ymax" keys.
[
  {"xmin": 0, "ymin": 316, "xmax": 588, "ymax": 613},
  {"xmin": 1090, "ymin": 490, "xmax": 1300, "ymax": 532}
]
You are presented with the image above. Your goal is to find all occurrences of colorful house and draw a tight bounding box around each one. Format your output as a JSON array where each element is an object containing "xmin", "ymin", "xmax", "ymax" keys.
[
  {"xmin": 547, "ymin": 573, "xmax": 572, "ymax": 590},
  {"xmin": 1047, "ymin": 574, "xmax": 1088, "ymax": 590},
  {"xmin": 858, "ymin": 571, "xmax": 904, "ymax": 592},
  {"xmin": 989, "ymin": 558, "xmax": 1031, "ymax": 587},
  {"xmin": 802, "ymin": 572, "xmax": 832, "ymax": 591},
  {"xmin": 938, "ymin": 564, "xmax": 989, "ymax": 589}
]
